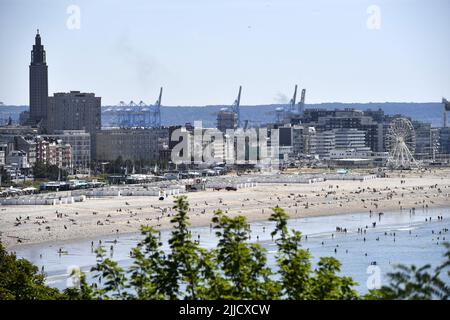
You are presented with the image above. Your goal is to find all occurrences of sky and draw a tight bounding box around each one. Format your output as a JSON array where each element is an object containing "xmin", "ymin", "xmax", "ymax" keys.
[{"xmin": 0, "ymin": 0, "xmax": 449, "ymax": 106}]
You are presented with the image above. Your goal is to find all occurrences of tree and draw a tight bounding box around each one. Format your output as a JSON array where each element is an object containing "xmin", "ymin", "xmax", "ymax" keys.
[
  {"xmin": 1, "ymin": 167, "xmax": 11, "ymax": 186},
  {"xmin": 32, "ymin": 162, "xmax": 68, "ymax": 181},
  {"xmin": 269, "ymin": 206, "xmax": 359, "ymax": 300},
  {"xmin": 0, "ymin": 242, "xmax": 63, "ymax": 300},
  {"xmin": 207, "ymin": 210, "xmax": 279, "ymax": 299},
  {"xmin": 309, "ymin": 257, "xmax": 358, "ymax": 300},
  {"xmin": 128, "ymin": 226, "xmax": 166, "ymax": 299},
  {"xmin": 68, "ymin": 200, "xmax": 359, "ymax": 300},
  {"xmin": 66, "ymin": 196, "xmax": 212, "ymax": 300},
  {"xmin": 269, "ymin": 206, "xmax": 313, "ymax": 299},
  {"xmin": 2, "ymin": 197, "xmax": 448, "ymax": 300},
  {"xmin": 160, "ymin": 196, "xmax": 209, "ymax": 299}
]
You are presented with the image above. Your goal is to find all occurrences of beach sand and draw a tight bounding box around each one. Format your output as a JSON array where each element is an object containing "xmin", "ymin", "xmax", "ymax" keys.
[{"xmin": 1, "ymin": 169, "xmax": 450, "ymax": 249}]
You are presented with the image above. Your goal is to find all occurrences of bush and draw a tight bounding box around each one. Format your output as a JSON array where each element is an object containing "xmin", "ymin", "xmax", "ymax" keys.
[
  {"xmin": 0, "ymin": 242, "xmax": 63, "ymax": 300},
  {"xmin": 1, "ymin": 196, "xmax": 448, "ymax": 300},
  {"xmin": 67, "ymin": 197, "xmax": 359, "ymax": 300}
]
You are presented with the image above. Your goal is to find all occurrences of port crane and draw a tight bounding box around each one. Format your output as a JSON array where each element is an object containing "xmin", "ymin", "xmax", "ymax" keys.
[
  {"xmin": 106, "ymin": 87, "xmax": 163, "ymax": 128},
  {"xmin": 231, "ymin": 86, "xmax": 242, "ymax": 127},
  {"xmin": 289, "ymin": 84, "xmax": 298, "ymax": 113},
  {"xmin": 298, "ymin": 88, "xmax": 306, "ymax": 115},
  {"xmin": 275, "ymin": 85, "xmax": 306, "ymax": 123},
  {"xmin": 443, "ymin": 97, "xmax": 450, "ymax": 127}
]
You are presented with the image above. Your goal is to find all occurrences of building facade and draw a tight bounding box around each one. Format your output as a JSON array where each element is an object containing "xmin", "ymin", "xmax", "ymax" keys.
[
  {"xmin": 46, "ymin": 91, "xmax": 101, "ymax": 158},
  {"xmin": 217, "ymin": 110, "xmax": 238, "ymax": 132},
  {"xmin": 6, "ymin": 150, "xmax": 30, "ymax": 169},
  {"xmin": 95, "ymin": 128, "xmax": 169, "ymax": 162},
  {"xmin": 15, "ymin": 136, "xmax": 72, "ymax": 169},
  {"xmin": 437, "ymin": 127, "xmax": 450, "ymax": 157},
  {"xmin": 333, "ymin": 128, "xmax": 369, "ymax": 151},
  {"xmin": 291, "ymin": 108, "xmax": 384, "ymax": 153},
  {"xmin": 43, "ymin": 130, "xmax": 91, "ymax": 172},
  {"xmin": 412, "ymin": 121, "xmax": 433, "ymax": 160},
  {"xmin": 310, "ymin": 131, "xmax": 335, "ymax": 159}
]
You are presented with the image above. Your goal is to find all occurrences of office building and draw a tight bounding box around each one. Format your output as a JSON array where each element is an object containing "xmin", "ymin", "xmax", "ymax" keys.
[
  {"xmin": 95, "ymin": 128, "xmax": 169, "ymax": 162},
  {"xmin": 47, "ymin": 91, "xmax": 101, "ymax": 157},
  {"xmin": 217, "ymin": 110, "xmax": 238, "ymax": 132}
]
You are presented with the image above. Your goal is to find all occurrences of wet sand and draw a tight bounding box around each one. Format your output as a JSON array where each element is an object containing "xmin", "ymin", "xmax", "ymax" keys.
[
  {"xmin": 14, "ymin": 207, "xmax": 450, "ymax": 293},
  {"xmin": 1, "ymin": 169, "xmax": 450, "ymax": 249}
]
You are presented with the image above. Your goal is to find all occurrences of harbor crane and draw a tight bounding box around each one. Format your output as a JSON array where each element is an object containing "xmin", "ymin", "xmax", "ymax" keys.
[
  {"xmin": 298, "ymin": 88, "xmax": 306, "ymax": 115},
  {"xmin": 154, "ymin": 87, "xmax": 162, "ymax": 128},
  {"xmin": 276, "ymin": 85, "xmax": 306, "ymax": 123},
  {"xmin": 443, "ymin": 97, "xmax": 450, "ymax": 127},
  {"xmin": 230, "ymin": 86, "xmax": 242, "ymax": 127},
  {"xmin": 289, "ymin": 85, "xmax": 298, "ymax": 113},
  {"xmin": 107, "ymin": 87, "xmax": 163, "ymax": 128}
]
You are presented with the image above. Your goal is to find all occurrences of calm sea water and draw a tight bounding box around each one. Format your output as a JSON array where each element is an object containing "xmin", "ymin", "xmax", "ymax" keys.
[
  {"xmin": 2, "ymin": 103, "xmax": 445, "ymax": 128},
  {"xmin": 13, "ymin": 206, "xmax": 450, "ymax": 295}
]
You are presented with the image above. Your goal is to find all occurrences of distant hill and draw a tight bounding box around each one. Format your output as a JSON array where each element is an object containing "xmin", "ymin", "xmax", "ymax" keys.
[
  {"xmin": 104, "ymin": 102, "xmax": 445, "ymax": 128},
  {"xmin": 0, "ymin": 105, "xmax": 27, "ymax": 126},
  {"xmin": 0, "ymin": 102, "xmax": 445, "ymax": 128}
]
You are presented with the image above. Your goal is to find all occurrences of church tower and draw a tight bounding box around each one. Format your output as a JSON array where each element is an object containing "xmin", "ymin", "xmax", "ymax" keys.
[{"xmin": 29, "ymin": 29, "xmax": 48, "ymax": 125}]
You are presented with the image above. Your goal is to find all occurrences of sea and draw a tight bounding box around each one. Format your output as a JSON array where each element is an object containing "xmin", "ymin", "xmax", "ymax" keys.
[
  {"xmin": 13, "ymin": 206, "xmax": 450, "ymax": 295},
  {"xmin": 0, "ymin": 102, "xmax": 446, "ymax": 128}
]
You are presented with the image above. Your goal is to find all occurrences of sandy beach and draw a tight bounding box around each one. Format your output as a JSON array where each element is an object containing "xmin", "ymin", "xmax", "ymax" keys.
[{"xmin": 1, "ymin": 169, "xmax": 450, "ymax": 249}]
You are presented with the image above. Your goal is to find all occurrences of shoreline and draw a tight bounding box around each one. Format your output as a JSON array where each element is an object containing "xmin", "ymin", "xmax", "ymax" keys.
[
  {"xmin": 15, "ymin": 205, "xmax": 450, "ymax": 294},
  {"xmin": 9, "ymin": 202, "xmax": 450, "ymax": 252},
  {"xmin": 2, "ymin": 170, "xmax": 450, "ymax": 250}
]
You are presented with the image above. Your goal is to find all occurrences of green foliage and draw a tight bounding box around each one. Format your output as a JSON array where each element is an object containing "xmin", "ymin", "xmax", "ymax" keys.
[
  {"xmin": 1, "ymin": 167, "xmax": 11, "ymax": 185},
  {"xmin": 101, "ymin": 156, "xmax": 124, "ymax": 175},
  {"xmin": 128, "ymin": 226, "xmax": 166, "ymax": 299},
  {"xmin": 2, "ymin": 197, "xmax": 448, "ymax": 300},
  {"xmin": 269, "ymin": 206, "xmax": 359, "ymax": 300},
  {"xmin": 0, "ymin": 242, "xmax": 63, "ymax": 300},
  {"xmin": 67, "ymin": 199, "xmax": 359, "ymax": 300},
  {"xmin": 207, "ymin": 210, "xmax": 279, "ymax": 299},
  {"xmin": 32, "ymin": 161, "xmax": 68, "ymax": 181},
  {"xmin": 163, "ymin": 196, "xmax": 208, "ymax": 299},
  {"xmin": 90, "ymin": 247, "xmax": 129, "ymax": 299},
  {"xmin": 310, "ymin": 257, "xmax": 359, "ymax": 300}
]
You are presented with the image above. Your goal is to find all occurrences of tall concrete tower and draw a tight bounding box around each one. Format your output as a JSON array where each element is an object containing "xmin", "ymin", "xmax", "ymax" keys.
[{"xmin": 29, "ymin": 29, "xmax": 48, "ymax": 125}]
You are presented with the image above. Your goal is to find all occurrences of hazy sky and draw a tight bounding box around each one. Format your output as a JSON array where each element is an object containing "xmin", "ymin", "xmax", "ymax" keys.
[{"xmin": 1, "ymin": 0, "xmax": 449, "ymax": 106}]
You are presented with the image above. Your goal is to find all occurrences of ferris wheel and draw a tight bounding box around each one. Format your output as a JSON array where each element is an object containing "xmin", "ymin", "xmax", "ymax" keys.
[{"xmin": 385, "ymin": 118, "xmax": 417, "ymax": 168}]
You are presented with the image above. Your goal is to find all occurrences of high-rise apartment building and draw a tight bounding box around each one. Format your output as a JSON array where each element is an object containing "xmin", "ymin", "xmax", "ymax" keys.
[{"xmin": 47, "ymin": 91, "xmax": 101, "ymax": 157}]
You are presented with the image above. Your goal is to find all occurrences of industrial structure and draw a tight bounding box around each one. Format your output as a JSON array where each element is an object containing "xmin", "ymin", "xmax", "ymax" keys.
[
  {"xmin": 231, "ymin": 86, "xmax": 242, "ymax": 127},
  {"xmin": 443, "ymin": 97, "xmax": 450, "ymax": 128},
  {"xmin": 276, "ymin": 85, "xmax": 306, "ymax": 124},
  {"xmin": 105, "ymin": 87, "xmax": 163, "ymax": 128},
  {"xmin": 216, "ymin": 86, "xmax": 242, "ymax": 131},
  {"xmin": 3, "ymin": 28, "xmax": 450, "ymax": 187},
  {"xmin": 299, "ymin": 88, "xmax": 306, "ymax": 115}
]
